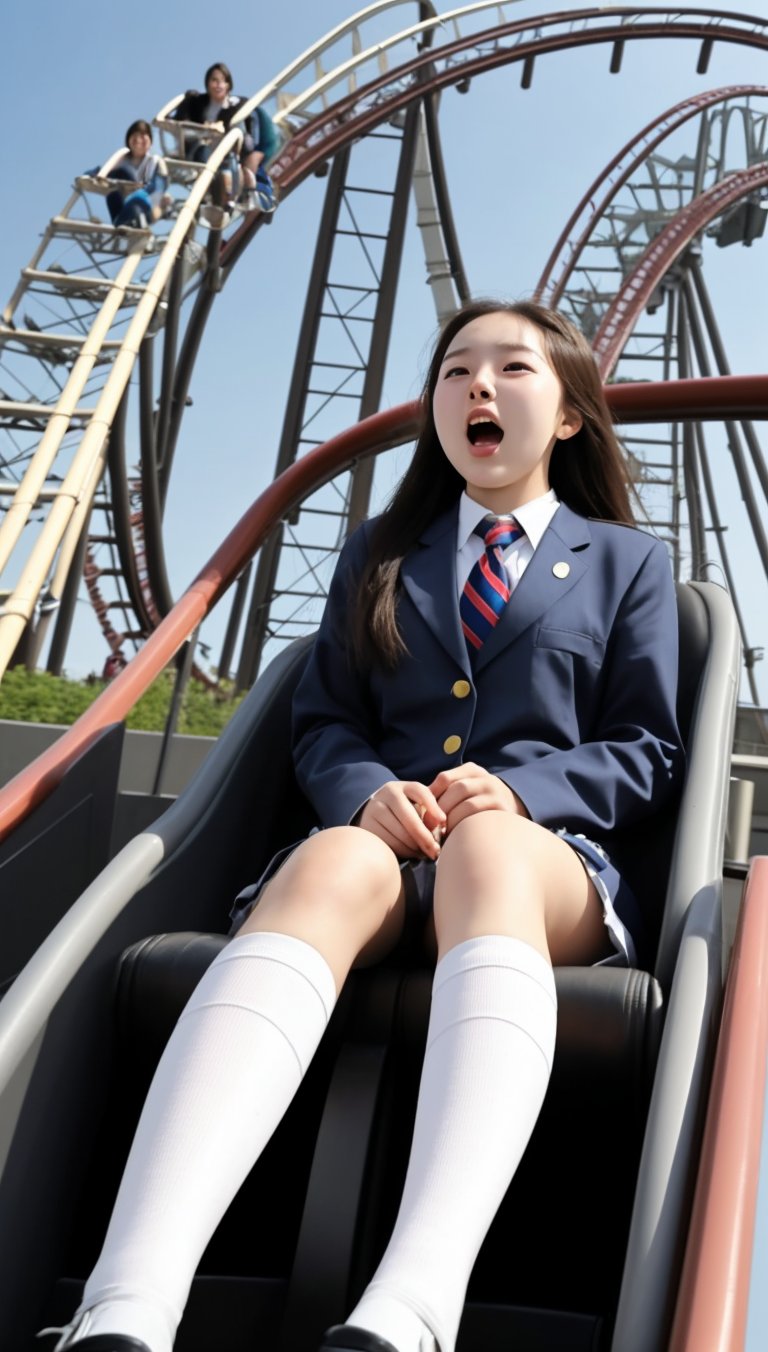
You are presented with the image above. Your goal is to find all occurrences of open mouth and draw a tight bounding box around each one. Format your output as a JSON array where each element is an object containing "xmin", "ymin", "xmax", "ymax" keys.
[{"xmin": 467, "ymin": 418, "xmax": 504, "ymax": 449}]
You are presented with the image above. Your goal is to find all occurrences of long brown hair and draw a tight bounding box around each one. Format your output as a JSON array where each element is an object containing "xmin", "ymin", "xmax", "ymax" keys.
[{"xmin": 353, "ymin": 299, "xmax": 635, "ymax": 670}]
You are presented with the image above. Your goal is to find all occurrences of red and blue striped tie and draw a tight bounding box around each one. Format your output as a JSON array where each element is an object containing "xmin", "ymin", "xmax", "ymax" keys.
[{"xmin": 460, "ymin": 515, "xmax": 524, "ymax": 658}]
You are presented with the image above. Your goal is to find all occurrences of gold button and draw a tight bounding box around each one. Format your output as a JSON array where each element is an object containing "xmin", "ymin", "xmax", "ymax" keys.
[
  {"xmin": 451, "ymin": 680, "xmax": 471, "ymax": 699},
  {"xmin": 443, "ymin": 735, "xmax": 462, "ymax": 755}
]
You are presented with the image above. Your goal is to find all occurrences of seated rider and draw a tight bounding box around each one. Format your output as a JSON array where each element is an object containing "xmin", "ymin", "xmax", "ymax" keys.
[
  {"xmin": 98, "ymin": 120, "xmax": 172, "ymax": 229},
  {"xmin": 172, "ymin": 62, "xmax": 251, "ymax": 209},
  {"xmin": 42, "ymin": 300, "xmax": 684, "ymax": 1352}
]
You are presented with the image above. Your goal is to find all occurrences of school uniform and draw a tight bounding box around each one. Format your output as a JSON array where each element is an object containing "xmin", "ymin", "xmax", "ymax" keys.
[
  {"xmin": 233, "ymin": 495, "xmax": 684, "ymax": 968},
  {"xmin": 66, "ymin": 496, "xmax": 684, "ymax": 1352}
]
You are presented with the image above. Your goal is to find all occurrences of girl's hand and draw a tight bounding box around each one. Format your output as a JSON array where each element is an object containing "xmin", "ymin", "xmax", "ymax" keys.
[
  {"xmin": 429, "ymin": 763, "xmax": 529, "ymax": 833},
  {"xmin": 358, "ymin": 781, "xmax": 446, "ymax": 860}
]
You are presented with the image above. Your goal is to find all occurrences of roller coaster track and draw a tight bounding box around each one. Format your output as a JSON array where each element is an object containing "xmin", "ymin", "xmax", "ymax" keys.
[
  {"xmin": 535, "ymin": 84, "xmax": 768, "ymax": 310},
  {"xmin": 0, "ymin": 129, "xmax": 241, "ymax": 677},
  {"xmin": 1, "ymin": 4, "xmax": 767, "ymax": 685},
  {"xmin": 531, "ymin": 78, "xmax": 768, "ymax": 704},
  {"xmin": 593, "ymin": 161, "xmax": 768, "ymax": 378}
]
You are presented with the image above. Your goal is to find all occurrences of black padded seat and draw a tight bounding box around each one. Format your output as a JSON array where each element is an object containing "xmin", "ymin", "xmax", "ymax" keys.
[
  {"xmin": 116, "ymin": 936, "xmax": 663, "ymax": 1115},
  {"xmin": 116, "ymin": 932, "xmax": 229, "ymax": 1061}
]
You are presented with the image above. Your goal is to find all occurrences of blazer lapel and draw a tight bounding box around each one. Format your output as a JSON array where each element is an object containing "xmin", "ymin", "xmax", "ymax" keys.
[
  {"xmin": 474, "ymin": 504, "xmax": 592, "ymax": 673},
  {"xmin": 400, "ymin": 504, "xmax": 469, "ymax": 671}
]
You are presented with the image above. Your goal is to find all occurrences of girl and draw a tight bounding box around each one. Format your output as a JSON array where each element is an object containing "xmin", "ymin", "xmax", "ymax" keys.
[
  {"xmin": 101, "ymin": 121, "xmax": 171, "ymax": 229},
  {"xmin": 172, "ymin": 63, "xmax": 269, "ymax": 213},
  {"xmin": 46, "ymin": 300, "xmax": 683, "ymax": 1352}
]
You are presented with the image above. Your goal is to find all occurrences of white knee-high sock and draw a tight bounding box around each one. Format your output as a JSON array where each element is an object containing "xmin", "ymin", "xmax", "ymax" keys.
[
  {"xmin": 348, "ymin": 935, "xmax": 557, "ymax": 1352},
  {"xmin": 72, "ymin": 931, "xmax": 337, "ymax": 1351}
]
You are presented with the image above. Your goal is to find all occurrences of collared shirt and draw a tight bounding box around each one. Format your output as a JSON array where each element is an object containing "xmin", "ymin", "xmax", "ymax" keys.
[{"xmin": 456, "ymin": 488, "xmax": 560, "ymax": 600}]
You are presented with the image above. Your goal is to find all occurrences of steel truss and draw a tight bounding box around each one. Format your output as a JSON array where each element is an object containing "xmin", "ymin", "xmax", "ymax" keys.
[
  {"xmin": 234, "ymin": 95, "xmax": 468, "ymax": 686},
  {"xmin": 536, "ymin": 90, "xmax": 768, "ymax": 706}
]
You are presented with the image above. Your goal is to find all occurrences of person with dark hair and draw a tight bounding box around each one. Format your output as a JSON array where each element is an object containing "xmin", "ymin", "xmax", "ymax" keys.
[
  {"xmin": 44, "ymin": 301, "xmax": 683, "ymax": 1352},
  {"xmin": 171, "ymin": 62, "xmax": 275, "ymax": 217},
  {"xmin": 99, "ymin": 120, "xmax": 172, "ymax": 229},
  {"xmin": 172, "ymin": 63, "xmax": 241, "ymax": 149}
]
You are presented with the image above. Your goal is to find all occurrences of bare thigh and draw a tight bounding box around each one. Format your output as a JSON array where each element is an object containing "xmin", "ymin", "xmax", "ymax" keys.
[
  {"xmin": 433, "ymin": 811, "xmax": 613, "ymax": 966},
  {"xmin": 239, "ymin": 826, "xmax": 407, "ymax": 990}
]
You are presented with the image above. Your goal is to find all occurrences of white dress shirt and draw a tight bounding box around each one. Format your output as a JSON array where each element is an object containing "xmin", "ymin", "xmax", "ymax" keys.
[{"xmin": 456, "ymin": 488, "xmax": 560, "ymax": 600}]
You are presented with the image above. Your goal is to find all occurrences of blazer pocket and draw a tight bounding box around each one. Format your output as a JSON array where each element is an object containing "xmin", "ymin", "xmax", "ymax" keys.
[{"xmin": 535, "ymin": 626, "xmax": 606, "ymax": 664}]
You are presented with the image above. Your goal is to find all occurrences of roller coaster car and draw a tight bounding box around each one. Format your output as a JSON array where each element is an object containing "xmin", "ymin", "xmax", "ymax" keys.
[{"xmin": 0, "ymin": 582, "xmax": 746, "ymax": 1350}]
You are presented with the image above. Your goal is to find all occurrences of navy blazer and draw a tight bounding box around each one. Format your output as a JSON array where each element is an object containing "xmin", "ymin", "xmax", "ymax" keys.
[{"xmin": 292, "ymin": 502, "xmax": 684, "ymax": 936}]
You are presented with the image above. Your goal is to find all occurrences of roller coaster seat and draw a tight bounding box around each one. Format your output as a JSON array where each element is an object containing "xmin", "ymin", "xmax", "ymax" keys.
[{"xmin": 97, "ymin": 579, "xmax": 737, "ymax": 1351}]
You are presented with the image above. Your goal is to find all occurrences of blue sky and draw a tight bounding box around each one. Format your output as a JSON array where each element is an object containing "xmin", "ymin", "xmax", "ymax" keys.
[
  {"xmin": 2, "ymin": 2, "xmax": 768, "ymax": 1341},
  {"xmin": 2, "ymin": 1, "xmax": 767, "ymax": 698}
]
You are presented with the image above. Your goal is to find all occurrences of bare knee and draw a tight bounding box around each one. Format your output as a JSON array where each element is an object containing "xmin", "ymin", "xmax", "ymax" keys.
[
  {"xmin": 438, "ymin": 812, "xmax": 544, "ymax": 896},
  {"xmin": 246, "ymin": 826, "xmax": 403, "ymax": 942},
  {"xmin": 434, "ymin": 812, "xmax": 609, "ymax": 965},
  {"xmin": 314, "ymin": 826, "xmax": 403, "ymax": 905},
  {"xmin": 434, "ymin": 812, "xmax": 549, "ymax": 955}
]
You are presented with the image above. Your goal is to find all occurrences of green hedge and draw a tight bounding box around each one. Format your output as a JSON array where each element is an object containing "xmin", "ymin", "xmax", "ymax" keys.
[{"xmin": 0, "ymin": 667, "xmax": 244, "ymax": 736}]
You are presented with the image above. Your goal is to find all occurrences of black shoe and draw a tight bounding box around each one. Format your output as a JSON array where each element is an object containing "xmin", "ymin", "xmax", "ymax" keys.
[{"xmin": 320, "ymin": 1327, "xmax": 399, "ymax": 1352}]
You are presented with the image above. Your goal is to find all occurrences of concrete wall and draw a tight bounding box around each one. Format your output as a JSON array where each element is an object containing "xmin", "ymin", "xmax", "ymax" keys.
[
  {"xmin": 2, "ymin": 721, "xmax": 766, "ymax": 856},
  {"xmin": 734, "ymin": 706, "xmax": 768, "ymax": 756},
  {"xmin": 0, "ymin": 719, "xmax": 216, "ymax": 797}
]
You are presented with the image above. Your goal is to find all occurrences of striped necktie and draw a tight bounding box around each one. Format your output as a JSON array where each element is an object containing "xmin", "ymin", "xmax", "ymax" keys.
[{"xmin": 460, "ymin": 515, "xmax": 524, "ymax": 659}]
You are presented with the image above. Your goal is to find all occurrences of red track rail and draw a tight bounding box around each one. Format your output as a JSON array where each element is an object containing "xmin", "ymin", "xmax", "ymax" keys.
[
  {"xmin": 226, "ymin": 9, "xmax": 768, "ymax": 259},
  {"xmin": 534, "ymin": 84, "xmax": 768, "ymax": 306},
  {"xmin": 671, "ymin": 855, "xmax": 768, "ymax": 1351},
  {"xmin": 2, "ymin": 374, "xmax": 768, "ymax": 844},
  {"xmin": 272, "ymin": 12, "xmax": 768, "ymax": 189},
  {"xmin": 594, "ymin": 162, "xmax": 768, "ymax": 377}
]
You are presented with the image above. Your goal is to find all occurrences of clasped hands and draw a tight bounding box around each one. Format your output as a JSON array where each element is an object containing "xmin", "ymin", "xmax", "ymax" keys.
[{"xmin": 358, "ymin": 764, "xmax": 528, "ymax": 861}]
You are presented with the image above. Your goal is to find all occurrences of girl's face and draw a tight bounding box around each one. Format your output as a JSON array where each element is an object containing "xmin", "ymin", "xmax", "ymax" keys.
[
  {"xmin": 432, "ymin": 311, "xmax": 582, "ymax": 512},
  {"xmin": 207, "ymin": 68, "xmax": 231, "ymax": 100},
  {"xmin": 128, "ymin": 129, "xmax": 151, "ymax": 159}
]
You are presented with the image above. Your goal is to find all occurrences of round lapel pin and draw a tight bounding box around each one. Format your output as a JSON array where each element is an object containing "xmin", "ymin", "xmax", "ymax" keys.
[{"xmin": 552, "ymin": 561, "xmax": 570, "ymax": 579}]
